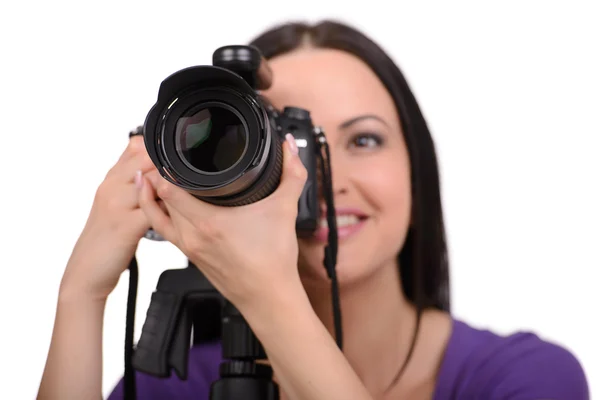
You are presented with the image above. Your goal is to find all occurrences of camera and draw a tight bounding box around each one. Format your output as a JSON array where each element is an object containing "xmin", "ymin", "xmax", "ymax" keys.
[
  {"xmin": 124, "ymin": 46, "xmax": 340, "ymax": 395},
  {"xmin": 142, "ymin": 45, "xmax": 322, "ymax": 235}
]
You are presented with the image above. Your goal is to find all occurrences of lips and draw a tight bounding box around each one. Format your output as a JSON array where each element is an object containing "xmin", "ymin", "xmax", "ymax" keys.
[{"xmin": 313, "ymin": 207, "xmax": 369, "ymax": 242}]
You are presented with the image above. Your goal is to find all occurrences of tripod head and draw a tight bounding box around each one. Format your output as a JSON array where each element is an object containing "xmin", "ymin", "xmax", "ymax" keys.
[
  {"xmin": 128, "ymin": 259, "xmax": 278, "ymax": 399},
  {"xmin": 131, "ymin": 262, "xmax": 221, "ymax": 380}
]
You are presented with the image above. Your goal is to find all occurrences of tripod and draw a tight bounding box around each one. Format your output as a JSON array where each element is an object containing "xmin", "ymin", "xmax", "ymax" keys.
[
  {"xmin": 125, "ymin": 259, "xmax": 278, "ymax": 399},
  {"xmin": 123, "ymin": 129, "xmax": 340, "ymax": 400},
  {"xmin": 210, "ymin": 297, "xmax": 279, "ymax": 399}
]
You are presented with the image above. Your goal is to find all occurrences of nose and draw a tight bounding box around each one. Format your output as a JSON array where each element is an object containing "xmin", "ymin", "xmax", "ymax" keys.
[
  {"xmin": 328, "ymin": 139, "xmax": 349, "ymax": 194},
  {"xmin": 318, "ymin": 144, "xmax": 348, "ymax": 211},
  {"xmin": 330, "ymin": 162, "xmax": 349, "ymax": 196}
]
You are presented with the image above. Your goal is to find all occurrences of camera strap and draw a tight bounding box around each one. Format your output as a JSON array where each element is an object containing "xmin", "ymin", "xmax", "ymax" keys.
[
  {"xmin": 315, "ymin": 128, "xmax": 343, "ymax": 349},
  {"xmin": 124, "ymin": 256, "xmax": 138, "ymax": 400}
]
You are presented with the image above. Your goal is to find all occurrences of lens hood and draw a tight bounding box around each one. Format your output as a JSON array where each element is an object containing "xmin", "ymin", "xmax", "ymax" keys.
[{"xmin": 144, "ymin": 65, "xmax": 259, "ymax": 182}]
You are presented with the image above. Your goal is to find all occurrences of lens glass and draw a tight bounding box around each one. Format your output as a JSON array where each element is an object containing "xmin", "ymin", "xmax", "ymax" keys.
[{"xmin": 175, "ymin": 106, "xmax": 246, "ymax": 173}]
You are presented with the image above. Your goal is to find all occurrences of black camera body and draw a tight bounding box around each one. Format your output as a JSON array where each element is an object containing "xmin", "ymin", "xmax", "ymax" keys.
[{"xmin": 143, "ymin": 45, "xmax": 321, "ymax": 235}]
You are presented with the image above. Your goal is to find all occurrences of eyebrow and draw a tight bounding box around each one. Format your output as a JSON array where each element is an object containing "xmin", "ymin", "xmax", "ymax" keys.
[{"xmin": 339, "ymin": 114, "xmax": 390, "ymax": 129}]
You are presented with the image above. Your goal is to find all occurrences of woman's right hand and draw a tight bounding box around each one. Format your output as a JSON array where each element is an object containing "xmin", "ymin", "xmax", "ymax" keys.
[{"xmin": 59, "ymin": 135, "xmax": 158, "ymax": 301}]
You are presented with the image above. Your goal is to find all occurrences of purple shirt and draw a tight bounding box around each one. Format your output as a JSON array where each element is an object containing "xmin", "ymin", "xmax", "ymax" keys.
[{"xmin": 108, "ymin": 319, "xmax": 589, "ymax": 399}]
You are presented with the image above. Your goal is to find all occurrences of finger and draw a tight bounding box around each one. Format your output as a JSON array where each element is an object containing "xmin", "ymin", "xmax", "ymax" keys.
[
  {"xmin": 117, "ymin": 135, "xmax": 146, "ymax": 163},
  {"xmin": 158, "ymin": 200, "xmax": 168, "ymax": 214},
  {"xmin": 151, "ymin": 191, "xmax": 201, "ymax": 254},
  {"xmin": 122, "ymin": 182, "xmax": 143, "ymax": 209},
  {"xmin": 149, "ymin": 198, "xmax": 172, "ymax": 221},
  {"xmin": 123, "ymin": 152, "xmax": 156, "ymax": 181},
  {"xmin": 108, "ymin": 150, "xmax": 156, "ymax": 183},
  {"xmin": 159, "ymin": 199, "xmax": 198, "ymax": 238},
  {"xmin": 95, "ymin": 177, "xmax": 140, "ymax": 211},
  {"xmin": 272, "ymin": 134, "xmax": 308, "ymax": 203},
  {"xmin": 138, "ymin": 174, "xmax": 178, "ymax": 243},
  {"xmin": 129, "ymin": 208, "xmax": 152, "ymax": 237},
  {"xmin": 144, "ymin": 169, "xmax": 220, "ymax": 222}
]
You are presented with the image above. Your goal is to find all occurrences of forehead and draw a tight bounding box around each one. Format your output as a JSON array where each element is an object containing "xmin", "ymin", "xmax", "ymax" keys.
[{"xmin": 261, "ymin": 48, "xmax": 398, "ymax": 127}]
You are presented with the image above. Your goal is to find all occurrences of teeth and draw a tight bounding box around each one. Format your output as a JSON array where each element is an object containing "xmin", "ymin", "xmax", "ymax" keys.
[{"xmin": 319, "ymin": 214, "xmax": 361, "ymax": 228}]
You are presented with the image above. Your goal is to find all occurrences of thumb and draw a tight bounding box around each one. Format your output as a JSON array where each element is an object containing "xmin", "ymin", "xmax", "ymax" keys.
[{"xmin": 274, "ymin": 134, "xmax": 308, "ymax": 202}]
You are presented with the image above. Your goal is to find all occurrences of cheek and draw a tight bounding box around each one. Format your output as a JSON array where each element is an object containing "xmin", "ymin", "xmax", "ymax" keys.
[
  {"xmin": 358, "ymin": 160, "xmax": 412, "ymax": 245},
  {"xmin": 355, "ymin": 149, "xmax": 411, "ymax": 202},
  {"xmin": 296, "ymin": 156, "xmax": 412, "ymax": 284}
]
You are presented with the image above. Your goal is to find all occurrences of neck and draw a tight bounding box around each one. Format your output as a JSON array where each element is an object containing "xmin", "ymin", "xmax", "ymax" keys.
[{"xmin": 301, "ymin": 260, "xmax": 417, "ymax": 395}]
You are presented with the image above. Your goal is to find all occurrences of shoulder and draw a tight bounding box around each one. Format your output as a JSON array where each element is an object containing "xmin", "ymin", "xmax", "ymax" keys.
[
  {"xmin": 434, "ymin": 319, "xmax": 589, "ymax": 400},
  {"xmin": 106, "ymin": 341, "xmax": 223, "ymax": 400}
]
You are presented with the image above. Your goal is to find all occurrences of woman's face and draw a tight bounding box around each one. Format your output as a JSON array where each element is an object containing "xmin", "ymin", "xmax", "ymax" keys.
[{"xmin": 262, "ymin": 47, "xmax": 412, "ymax": 287}]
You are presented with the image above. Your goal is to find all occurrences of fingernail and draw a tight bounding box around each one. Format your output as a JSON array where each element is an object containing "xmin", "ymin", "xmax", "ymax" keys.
[
  {"xmin": 285, "ymin": 133, "xmax": 298, "ymax": 155},
  {"xmin": 134, "ymin": 170, "xmax": 143, "ymax": 189}
]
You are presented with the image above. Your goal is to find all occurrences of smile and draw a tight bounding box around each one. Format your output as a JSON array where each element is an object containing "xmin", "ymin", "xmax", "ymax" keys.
[
  {"xmin": 313, "ymin": 209, "xmax": 368, "ymax": 242},
  {"xmin": 319, "ymin": 214, "xmax": 362, "ymax": 228}
]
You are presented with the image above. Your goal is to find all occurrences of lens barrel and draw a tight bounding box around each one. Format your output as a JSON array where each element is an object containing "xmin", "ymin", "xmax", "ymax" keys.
[{"xmin": 143, "ymin": 61, "xmax": 282, "ymax": 206}]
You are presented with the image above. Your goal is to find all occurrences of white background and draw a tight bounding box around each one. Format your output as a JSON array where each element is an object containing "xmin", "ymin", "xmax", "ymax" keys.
[{"xmin": 0, "ymin": 1, "xmax": 598, "ymax": 398}]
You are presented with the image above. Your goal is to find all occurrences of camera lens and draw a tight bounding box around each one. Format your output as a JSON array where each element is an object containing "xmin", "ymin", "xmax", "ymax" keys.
[
  {"xmin": 144, "ymin": 64, "xmax": 284, "ymax": 206},
  {"xmin": 175, "ymin": 105, "xmax": 247, "ymax": 174}
]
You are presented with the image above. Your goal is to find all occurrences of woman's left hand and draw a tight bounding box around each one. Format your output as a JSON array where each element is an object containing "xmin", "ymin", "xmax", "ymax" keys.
[{"xmin": 138, "ymin": 134, "xmax": 308, "ymax": 312}]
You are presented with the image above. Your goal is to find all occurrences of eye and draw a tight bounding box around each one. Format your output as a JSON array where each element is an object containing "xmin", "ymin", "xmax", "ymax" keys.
[{"xmin": 349, "ymin": 133, "xmax": 384, "ymax": 149}]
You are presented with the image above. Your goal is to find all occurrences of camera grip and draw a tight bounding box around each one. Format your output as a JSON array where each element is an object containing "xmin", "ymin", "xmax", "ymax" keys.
[{"xmin": 295, "ymin": 135, "xmax": 320, "ymax": 235}]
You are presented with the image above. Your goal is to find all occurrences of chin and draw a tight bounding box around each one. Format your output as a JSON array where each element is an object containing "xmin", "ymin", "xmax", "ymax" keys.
[{"xmin": 298, "ymin": 243, "xmax": 377, "ymax": 290}]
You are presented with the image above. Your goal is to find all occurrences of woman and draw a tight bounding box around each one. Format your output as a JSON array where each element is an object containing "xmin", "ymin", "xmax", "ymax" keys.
[{"xmin": 38, "ymin": 20, "xmax": 589, "ymax": 400}]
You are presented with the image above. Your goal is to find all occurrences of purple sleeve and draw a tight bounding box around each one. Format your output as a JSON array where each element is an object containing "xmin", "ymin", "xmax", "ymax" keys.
[
  {"xmin": 106, "ymin": 370, "xmax": 211, "ymax": 400},
  {"xmin": 444, "ymin": 330, "xmax": 590, "ymax": 400},
  {"xmin": 483, "ymin": 337, "xmax": 589, "ymax": 400}
]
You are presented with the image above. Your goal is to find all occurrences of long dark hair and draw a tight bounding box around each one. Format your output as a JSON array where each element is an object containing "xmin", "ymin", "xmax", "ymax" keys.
[
  {"xmin": 249, "ymin": 20, "xmax": 450, "ymax": 313},
  {"xmin": 250, "ymin": 19, "xmax": 450, "ymax": 388},
  {"xmin": 194, "ymin": 19, "xmax": 450, "ymax": 390}
]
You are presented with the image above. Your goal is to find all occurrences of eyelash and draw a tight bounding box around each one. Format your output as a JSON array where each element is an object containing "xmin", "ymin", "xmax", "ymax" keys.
[{"xmin": 348, "ymin": 133, "xmax": 384, "ymax": 149}]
